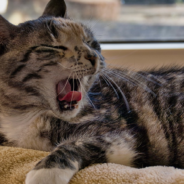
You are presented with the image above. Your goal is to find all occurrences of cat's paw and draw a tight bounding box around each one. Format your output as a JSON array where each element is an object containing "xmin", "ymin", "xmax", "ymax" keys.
[{"xmin": 25, "ymin": 168, "xmax": 74, "ymax": 184}]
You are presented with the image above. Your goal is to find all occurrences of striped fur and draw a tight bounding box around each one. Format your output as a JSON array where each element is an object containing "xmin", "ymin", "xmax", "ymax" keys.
[{"xmin": 0, "ymin": 0, "xmax": 183, "ymax": 184}]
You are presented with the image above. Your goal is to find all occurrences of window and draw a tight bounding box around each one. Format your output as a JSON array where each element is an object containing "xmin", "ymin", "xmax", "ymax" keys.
[{"xmin": 1, "ymin": 0, "xmax": 184, "ymax": 43}]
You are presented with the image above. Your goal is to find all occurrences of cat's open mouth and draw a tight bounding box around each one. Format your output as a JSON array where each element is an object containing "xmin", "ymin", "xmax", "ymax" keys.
[{"xmin": 56, "ymin": 79, "xmax": 82, "ymax": 111}]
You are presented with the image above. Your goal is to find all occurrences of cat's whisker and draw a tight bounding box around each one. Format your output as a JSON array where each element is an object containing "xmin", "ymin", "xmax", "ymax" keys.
[
  {"xmin": 103, "ymin": 68, "xmax": 156, "ymax": 97},
  {"xmin": 57, "ymin": 62, "xmax": 73, "ymax": 70},
  {"xmin": 122, "ymin": 72, "xmax": 157, "ymax": 97},
  {"xmin": 102, "ymin": 68, "xmax": 136, "ymax": 86},
  {"xmin": 102, "ymin": 73, "xmax": 130, "ymax": 112},
  {"xmin": 138, "ymin": 71, "xmax": 164, "ymax": 86},
  {"xmin": 75, "ymin": 72, "xmax": 85, "ymax": 109},
  {"xmin": 101, "ymin": 74, "xmax": 120, "ymax": 99},
  {"xmin": 101, "ymin": 74, "xmax": 110, "ymax": 86},
  {"xmin": 85, "ymin": 91, "xmax": 96, "ymax": 110},
  {"xmin": 57, "ymin": 73, "xmax": 72, "ymax": 97},
  {"xmin": 70, "ymin": 74, "xmax": 75, "ymax": 109},
  {"xmin": 106, "ymin": 63, "xmax": 162, "ymax": 87},
  {"xmin": 98, "ymin": 75, "xmax": 102, "ymax": 89},
  {"xmin": 136, "ymin": 72, "xmax": 163, "ymax": 87},
  {"xmin": 78, "ymin": 71, "xmax": 96, "ymax": 110}
]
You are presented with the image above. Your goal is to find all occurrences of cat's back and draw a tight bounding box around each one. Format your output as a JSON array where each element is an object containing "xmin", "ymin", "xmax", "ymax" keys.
[{"xmin": 86, "ymin": 67, "xmax": 184, "ymax": 168}]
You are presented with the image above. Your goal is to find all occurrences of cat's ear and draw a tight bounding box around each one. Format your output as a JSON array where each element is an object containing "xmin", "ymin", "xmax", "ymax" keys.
[
  {"xmin": 0, "ymin": 16, "xmax": 17, "ymax": 44},
  {"xmin": 0, "ymin": 16, "xmax": 17, "ymax": 54},
  {"xmin": 42, "ymin": 0, "xmax": 67, "ymax": 18}
]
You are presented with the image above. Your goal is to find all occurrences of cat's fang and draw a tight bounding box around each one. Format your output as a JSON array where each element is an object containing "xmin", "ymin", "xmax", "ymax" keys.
[{"xmin": 59, "ymin": 101, "xmax": 78, "ymax": 111}]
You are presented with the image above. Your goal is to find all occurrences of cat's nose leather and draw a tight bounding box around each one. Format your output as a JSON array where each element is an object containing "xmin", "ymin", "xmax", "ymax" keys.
[{"xmin": 84, "ymin": 53, "xmax": 97, "ymax": 66}]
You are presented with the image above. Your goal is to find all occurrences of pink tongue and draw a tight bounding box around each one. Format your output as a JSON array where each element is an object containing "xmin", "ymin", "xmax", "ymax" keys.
[
  {"xmin": 59, "ymin": 91, "xmax": 82, "ymax": 102},
  {"xmin": 57, "ymin": 80, "xmax": 82, "ymax": 102}
]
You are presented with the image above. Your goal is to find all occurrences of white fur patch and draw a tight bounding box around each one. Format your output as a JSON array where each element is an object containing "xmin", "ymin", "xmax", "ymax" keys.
[
  {"xmin": 0, "ymin": 112, "xmax": 53, "ymax": 151},
  {"xmin": 25, "ymin": 168, "xmax": 75, "ymax": 184},
  {"xmin": 106, "ymin": 139, "xmax": 137, "ymax": 167}
]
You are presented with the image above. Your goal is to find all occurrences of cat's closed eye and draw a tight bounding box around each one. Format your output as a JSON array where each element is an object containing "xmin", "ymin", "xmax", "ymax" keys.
[
  {"xmin": 34, "ymin": 45, "xmax": 68, "ymax": 54},
  {"xmin": 40, "ymin": 45, "xmax": 68, "ymax": 51}
]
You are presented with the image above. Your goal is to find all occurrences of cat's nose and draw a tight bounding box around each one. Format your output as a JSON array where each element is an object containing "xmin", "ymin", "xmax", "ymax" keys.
[{"xmin": 84, "ymin": 53, "xmax": 97, "ymax": 66}]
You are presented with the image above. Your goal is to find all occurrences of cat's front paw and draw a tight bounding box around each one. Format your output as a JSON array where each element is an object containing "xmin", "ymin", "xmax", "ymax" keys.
[{"xmin": 25, "ymin": 168, "xmax": 74, "ymax": 184}]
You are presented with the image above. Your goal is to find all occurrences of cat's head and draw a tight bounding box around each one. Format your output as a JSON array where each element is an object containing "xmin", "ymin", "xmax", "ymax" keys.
[{"xmin": 0, "ymin": 0, "xmax": 105, "ymax": 121}]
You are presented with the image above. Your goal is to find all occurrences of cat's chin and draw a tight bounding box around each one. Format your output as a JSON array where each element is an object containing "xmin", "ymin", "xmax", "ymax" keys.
[{"xmin": 52, "ymin": 102, "xmax": 82, "ymax": 121}]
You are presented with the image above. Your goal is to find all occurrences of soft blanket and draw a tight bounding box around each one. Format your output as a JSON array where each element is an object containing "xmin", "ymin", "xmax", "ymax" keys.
[{"xmin": 0, "ymin": 146, "xmax": 184, "ymax": 184}]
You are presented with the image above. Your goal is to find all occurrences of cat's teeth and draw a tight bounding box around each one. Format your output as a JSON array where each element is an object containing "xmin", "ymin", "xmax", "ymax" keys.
[
  {"xmin": 64, "ymin": 105, "xmax": 68, "ymax": 109},
  {"xmin": 60, "ymin": 102, "xmax": 78, "ymax": 110}
]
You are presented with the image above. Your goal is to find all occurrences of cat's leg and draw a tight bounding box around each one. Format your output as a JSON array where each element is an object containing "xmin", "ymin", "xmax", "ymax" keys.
[{"xmin": 26, "ymin": 132, "xmax": 137, "ymax": 184}]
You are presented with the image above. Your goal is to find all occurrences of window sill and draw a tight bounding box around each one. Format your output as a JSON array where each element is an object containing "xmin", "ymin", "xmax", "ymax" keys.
[
  {"xmin": 101, "ymin": 43, "xmax": 184, "ymax": 71},
  {"xmin": 101, "ymin": 43, "xmax": 184, "ymax": 51}
]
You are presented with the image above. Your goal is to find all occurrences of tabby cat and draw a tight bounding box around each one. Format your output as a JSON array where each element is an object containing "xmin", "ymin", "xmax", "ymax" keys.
[{"xmin": 0, "ymin": 0, "xmax": 184, "ymax": 183}]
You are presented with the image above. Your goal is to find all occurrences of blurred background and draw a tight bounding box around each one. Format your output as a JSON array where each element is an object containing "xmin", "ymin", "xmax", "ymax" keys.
[{"xmin": 1, "ymin": 0, "xmax": 184, "ymax": 43}]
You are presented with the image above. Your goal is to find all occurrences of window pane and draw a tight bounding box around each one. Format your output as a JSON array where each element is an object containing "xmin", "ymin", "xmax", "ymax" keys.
[{"xmin": 1, "ymin": 0, "xmax": 184, "ymax": 42}]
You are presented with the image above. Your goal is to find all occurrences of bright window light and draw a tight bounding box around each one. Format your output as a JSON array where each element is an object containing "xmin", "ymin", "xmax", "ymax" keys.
[{"xmin": 0, "ymin": 0, "xmax": 8, "ymax": 14}]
